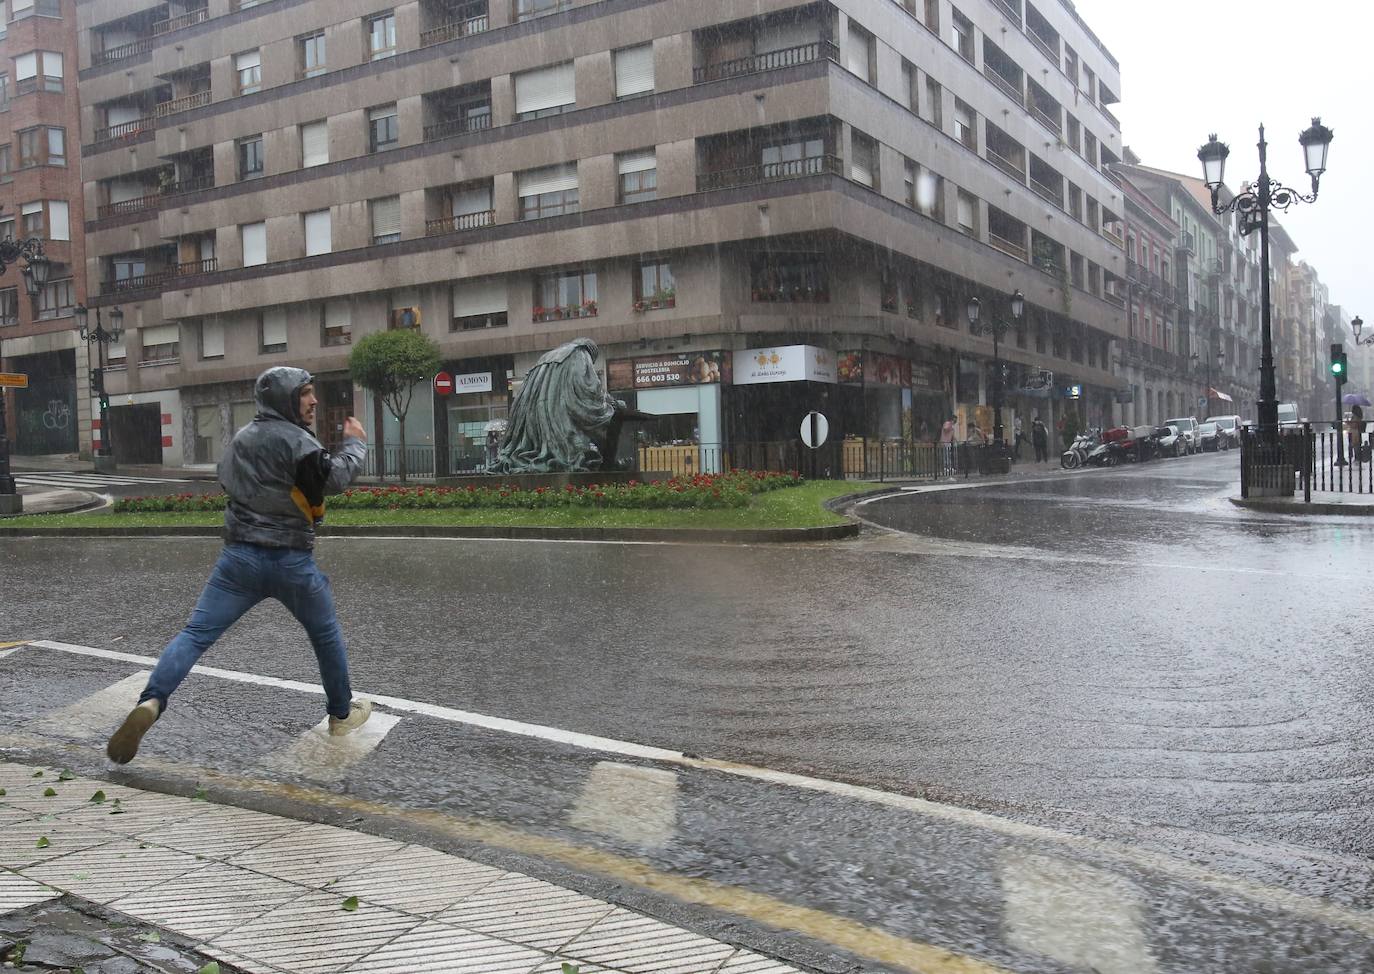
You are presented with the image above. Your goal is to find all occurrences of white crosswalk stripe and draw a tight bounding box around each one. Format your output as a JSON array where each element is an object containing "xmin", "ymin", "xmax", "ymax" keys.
[
  {"xmin": 260, "ymin": 711, "xmax": 403, "ymax": 782},
  {"xmin": 15, "ymin": 470, "xmax": 193, "ymax": 488},
  {"xmin": 28, "ymin": 672, "xmax": 151, "ymax": 741}
]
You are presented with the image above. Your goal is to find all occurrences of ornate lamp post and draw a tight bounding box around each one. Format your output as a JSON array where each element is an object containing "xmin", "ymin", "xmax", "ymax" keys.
[
  {"xmin": 1351, "ymin": 316, "xmax": 1373, "ymax": 347},
  {"xmin": 74, "ymin": 304, "xmax": 124, "ymax": 472},
  {"xmin": 1197, "ymin": 118, "xmax": 1334, "ymax": 444},
  {"xmin": 0, "ymin": 236, "xmax": 51, "ymax": 515},
  {"xmin": 1193, "ymin": 347, "xmax": 1224, "ymax": 412},
  {"xmin": 966, "ymin": 288, "xmax": 1024, "ymax": 450}
]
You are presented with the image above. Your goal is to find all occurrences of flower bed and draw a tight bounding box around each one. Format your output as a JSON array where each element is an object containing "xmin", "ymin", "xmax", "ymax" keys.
[{"xmin": 113, "ymin": 471, "xmax": 803, "ymax": 514}]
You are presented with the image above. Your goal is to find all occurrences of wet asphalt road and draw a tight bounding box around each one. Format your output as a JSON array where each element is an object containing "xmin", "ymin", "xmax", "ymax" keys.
[{"xmin": 3, "ymin": 450, "xmax": 1373, "ymax": 972}]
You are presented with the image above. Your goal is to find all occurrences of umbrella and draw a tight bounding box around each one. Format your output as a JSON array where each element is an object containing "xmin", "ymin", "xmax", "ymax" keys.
[
  {"xmin": 1342, "ymin": 393, "xmax": 1371, "ymax": 408},
  {"xmin": 483, "ymin": 419, "xmax": 509, "ymax": 434}
]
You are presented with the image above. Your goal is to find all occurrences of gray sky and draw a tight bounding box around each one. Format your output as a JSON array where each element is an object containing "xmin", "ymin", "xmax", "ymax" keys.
[{"xmin": 1077, "ymin": 0, "xmax": 1368, "ymax": 323}]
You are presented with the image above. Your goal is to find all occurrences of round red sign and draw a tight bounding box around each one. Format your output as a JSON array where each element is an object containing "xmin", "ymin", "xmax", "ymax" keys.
[{"xmin": 434, "ymin": 371, "xmax": 453, "ymax": 396}]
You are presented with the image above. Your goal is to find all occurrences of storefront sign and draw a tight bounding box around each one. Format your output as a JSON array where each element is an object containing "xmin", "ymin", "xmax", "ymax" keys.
[
  {"xmin": 733, "ymin": 345, "xmax": 836, "ymax": 385},
  {"xmin": 909, "ymin": 363, "xmax": 944, "ymax": 394},
  {"xmin": 454, "ymin": 371, "xmax": 493, "ymax": 394}
]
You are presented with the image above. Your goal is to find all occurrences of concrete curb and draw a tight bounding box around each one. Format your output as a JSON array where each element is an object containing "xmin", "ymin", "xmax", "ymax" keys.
[{"xmin": 1228, "ymin": 496, "xmax": 1374, "ymax": 516}]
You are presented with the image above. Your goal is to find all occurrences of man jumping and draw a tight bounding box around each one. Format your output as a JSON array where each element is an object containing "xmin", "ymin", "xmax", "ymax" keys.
[{"xmin": 107, "ymin": 367, "xmax": 372, "ymax": 764}]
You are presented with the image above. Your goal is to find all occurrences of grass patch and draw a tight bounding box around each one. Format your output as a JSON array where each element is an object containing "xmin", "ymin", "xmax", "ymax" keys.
[{"xmin": 3, "ymin": 480, "xmax": 882, "ymax": 532}]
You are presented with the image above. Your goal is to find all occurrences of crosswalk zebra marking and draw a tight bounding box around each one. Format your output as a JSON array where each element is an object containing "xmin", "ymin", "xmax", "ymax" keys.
[
  {"xmin": 15, "ymin": 471, "xmax": 193, "ymax": 488},
  {"xmin": 569, "ymin": 761, "xmax": 679, "ymax": 849},
  {"xmin": 260, "ymin": 710, "xmax": 402, "ymax": 781},
  {"xmin": 28, "ymin": 672, "xmax": 150, "ymax": 741}
]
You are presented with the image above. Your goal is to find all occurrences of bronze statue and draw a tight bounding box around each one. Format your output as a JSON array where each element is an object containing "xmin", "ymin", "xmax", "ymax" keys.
[{"xmin": 492, "ymin": 338, "xmax": 649, "ymax": 473}]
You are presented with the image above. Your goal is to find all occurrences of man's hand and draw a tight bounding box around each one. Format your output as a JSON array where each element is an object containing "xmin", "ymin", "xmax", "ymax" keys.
[{"xmin": 343, "ymin": 417, "xmax": 367, "ymax": 442}]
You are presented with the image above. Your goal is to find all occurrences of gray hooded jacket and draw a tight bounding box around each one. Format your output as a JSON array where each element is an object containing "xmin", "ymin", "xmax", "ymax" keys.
[{"xmin": 218, "ymin": 367, "xmax": 366, "ymax": 550}]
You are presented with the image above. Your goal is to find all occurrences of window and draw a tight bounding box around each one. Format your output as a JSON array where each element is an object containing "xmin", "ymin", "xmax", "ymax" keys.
[
  {"xmin": 238, "ymin": 135, "xmax": 264, "ymax": 179},
  {"xmin": 901, "ymin": 59, "xmax": 917, "ymax": 112},
  {"xmin": 519, "ymin": 163, "xmax": 578, "ymax": 220},
  {"xmin": 20, "ymin": 200, "xmax": 41, "ymax": 237},
  {"xmin": 880, "ymin": 267, "xmax": 899, "ymax": 312},
  {"xmin": 845, "ymin": 22, "xmax": 873, "ymax": 84},
  {"xmin": 0, "ymin": 145, "xmax": 8, "ymax": 183},
  {"xmin": 235, "ymin": 50, "xmax": 261, "ymax": 95},
  {"xmin": 1066, "ymin": 116, "xmax": 1080, "ymax": 155},
  {"xmin": 849, "ymin": 131, "xmax": 877, "ymax": 188},
  {"xmin": 614, "ymin": 44, "xmax": 654, "ymax": 99},
  {"xmin": 321, "ymin": 299, "xmax": 352, "ymax": 345},
  {"xmin": 956, "ymin": 190, "xmax": 977, "ymax": 235},
  {"xmin": 11, "ymin": 0, "xmax": 34, "ymax": 19},
  {"xmin": 301, "ymin": 120, "xmax": 328, "ymax": 167},
  {"xmin": 15, "ymin": 51, "xmax": 61, "ymax": 93},
  {"xmin": 1083, "ymin": 130, "xmax": 1098, "ymax": 166},
  {"xmin": 1067, "ymin": 182, "xmax": 1082, "ymax": 221},
  {"xmin": 47, "ymin": 200, "xmax": 67, "ymax": 240},
  {"xmin": 514, "ymin": 61, "xmax": 574, "ymax": 120},
  {"xmin": 141, "ymin": 323, "xmax": 180, "ymax": 363},
  {"xmin": 44, "ymin": 126, "xmax": 62, "ymax": 165},
  {"xmin": 761, "ymin": 138, "xmax": 825, "ymax": 177},
  {"xmin": 634, "ymin": 260, "xmax": 675, "ymax": 310},
  {"xmin": 370, "ymin": 196, "xmax": 400, "ymax": 244},
  {"xmin": 366, "ymin": 12, "xmax": 396, "ymax": 60},
  {"xmin": 451, "ymin": 278, "xmax": 507, "ymax": 331},
  {"xmin": 304, "ymin": 209, "xmax": 331, "ymax": 256},
  {"xmin": 36, "ymin": 277, "xmax": 72, "ymax": 318},
  {"xmin": 924, "ymin": 0, "xmax": 940, "ymax": 32},
  {"xmin": 241, "ymin": 221, "xmax": 266, "ymax": 266},
  {"xmin": 617, "ymin": 149, "xmax": 656, "ymax": 203},
  {"xmin": 908, "ymin": 162, "xmax": 944, "ymax": 219},
  {"xmin": 298, "ymin": 30, "xmax": 326, "ymax": 78},
  {"xmin": 951, "ymin": 9, "xmax": 974, "ymax": 63},
  {"xmin": 534, "ymin": 268, "xmax": 597, "ymax": 321},
  {"xmin": 925, "ymin": 76, "xmax": 943, "ymax": 129},
  {"xmin": 0, "ymin": 73, "xmax": 9, "ymax": 110},
  {"xmin": 0, "ymin": 287, "xmax": 16, "ymax": 326},
  {"xmin": 260, "ymin": 309, "xmax": 287, "ymax": 353},
  {"xmin": 368, "ymin": 104, "xmax": 398, "ymax": 152},
  {"xmin": 954, "ymin": 100, "xmax": 976, "ymax": 149},
  {"xmin": 904, "ymin": 158, "xmax": 916, "ymax": 208},
  {"xmin": 112, "ymin": 258, "xmax": 146, "ymax": 285},
  {"xmin": 193, "ymin": 405, "xmax": 223, "ymax": 464},
  {"xmin": 201, "ymin": 319, "xmax": 225, "ymax": 359},
  {"xmin": 750, "ymin": 253, "xmax": 829, "ymax": 303},
  {"xmin": 19, "ymin": 126, "xmax": 62, "ymax": 167},
  {"xmin": 515, "ymin": 0, "xmax": 570, "ymax": 22},
  {"xmin": 16, "ymin": 128, "xmax": 36, "ymax": 167}
]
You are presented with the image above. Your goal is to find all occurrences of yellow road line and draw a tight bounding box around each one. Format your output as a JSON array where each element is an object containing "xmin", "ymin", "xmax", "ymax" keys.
[{"xmin": 0, "ymin": 641, "xmax": 29, "ymax": 650}]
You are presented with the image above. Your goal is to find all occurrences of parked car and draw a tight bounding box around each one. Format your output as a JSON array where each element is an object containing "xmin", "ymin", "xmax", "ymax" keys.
[
  {"xmin": 1154, "ymin": 424, "xmax": 1185, "ymax": 457},
  {"xmin": 1165, "ymin": 416, "xmax": 1200, "ymax": 454},
  {"xmin": 1277, "ymin": 402, "xmax": 1300, "ymax": 426},
  {"xmin": 1197, "ymin": 422, "xmax": 1226, "ymax": 452},
  {"xmin": 1205, "ymin": 414, "xmax": 1243, "ymax": 448}
]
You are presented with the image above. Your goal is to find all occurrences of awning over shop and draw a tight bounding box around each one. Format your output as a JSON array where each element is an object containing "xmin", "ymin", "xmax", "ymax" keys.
[{"xmin": 1208, "ymin": 388, "xmax": 1234, "ymax": 402}]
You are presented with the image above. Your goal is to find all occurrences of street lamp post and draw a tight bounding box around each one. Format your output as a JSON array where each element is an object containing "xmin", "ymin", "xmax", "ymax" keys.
[
  {"xmin": 1193, "ymin": 347, "xmax": 1223, "ymax": 413},
  {"xmin": 966, "ymin": 288, "xmax": 1025, "ymax": 450},
  {"xmin": 0, "ymin": 235, "xmax": 52, "ymax": 515},
  {"xmin": 1197, "ymin": 118, "xmax": 1334, "ymax": 445},
  {"xmin": 74, "ymin": 304, "xmax": 124, "ymax": 472},
  {"xmin": 1351, "ymin": 316, "xmax": 1373, "ymax": 348}
]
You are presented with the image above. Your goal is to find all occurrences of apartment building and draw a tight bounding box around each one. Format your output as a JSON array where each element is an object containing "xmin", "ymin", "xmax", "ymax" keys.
[
  {"xmin": 0, "ymin": 0, "xmax": 88, "ymax": 458},
  {"xmin": 1116, "ymin": 169, "xmax": 1182, "ymax": 426},
  {"xmin": 76, "ymin": 0, "xmax": 1128, "ymax": 471}
]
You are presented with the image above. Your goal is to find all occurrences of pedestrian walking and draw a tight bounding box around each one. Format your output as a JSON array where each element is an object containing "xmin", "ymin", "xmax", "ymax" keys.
[
  {"xmin": 106, "ymin": 367, "xmax": 373, "ymax": 765},
  {"xmin": 1031, "ymin": 417, "xmax": 1050, "ymax": 463},
  {"xmin": 940, "ymin": 413, "xmax": 957, "ymax": 474},
  {"xmin": 1013, "ymin": 415, "xmax": 1026, "ymax": 460},
  {"xmin": 1348, "ymin": 403, "xmax": 1364, "ymax": 461}
]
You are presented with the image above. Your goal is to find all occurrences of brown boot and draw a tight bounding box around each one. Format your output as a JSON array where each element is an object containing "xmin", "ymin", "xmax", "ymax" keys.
[{"xmin": 106, "ymin": 700, "xmax": 160, "ymax": 764}]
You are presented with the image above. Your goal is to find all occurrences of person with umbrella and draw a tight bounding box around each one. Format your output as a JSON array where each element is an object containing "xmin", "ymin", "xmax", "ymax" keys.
[{"xmin": 1345, "ymin": 393, "xmax": 1370, "ymax": 461}]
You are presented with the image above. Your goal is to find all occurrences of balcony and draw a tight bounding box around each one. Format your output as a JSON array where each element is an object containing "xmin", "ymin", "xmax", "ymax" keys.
[
  {"xmin": 152, "ymin": 6, "xmax": 209, "ymax": 36},
  {"xmin": 424, "ymin": 209, "xmax": 495, "ymax": 236},
  {"xmin": 165, "ymin": 174, "xmax": 213, "ymax": 196},
  {"xmin": 987, "ymin": 146, "xmax": 1025, "ymax": 183},
  {"xmin": 93, "ymin": 118, "xmax": 154, "ymax": 144},
  {"xmin": 96, "ymin": 193, "xmax": 162, "ymax": 221},
  {"xmin": 102, "ymin": 271, "xmax": 172, "ymax": 295},
  {"xmin": 991, "ymin": 0, "xmax": 1021, "ymax": 24},
  {"xmin": 93, "ymin": 37, "xmax": 154, "ymax": 66},
  {"xmin": 1029, "ymin": 174, "xmax": 1062, "ymax": 208},
  {"xmin": 984, "ymin": 66, "xmax": 1022, "ymax": 103},
  {"xmin": 989, "ymin": 230, "xmax": 1028, "ymax": 261},
  {"xmin": 422, "ymin": 108, "xmax": 492, "ymax": 142},
  {"xmin": 153, "ymin": 91, "xmax": 210, "ymax": 118},
  {"xmin": 1126, "ymin": 259, "xmax": 1144, "ymax": 283},
  {"xmin": 696, "ymin": 154, "xmax": 842, "ymax": 193},
  {"xmin": 174, "ymin": 258, "xmax": 217, "ymax": 276},
  {"xmin": 420, "ymin": 12, "xmax": 489, "ymax": 47},
  {"xmin": 693, "ymin": 40, "xmax": 837, "ymax": 84}
]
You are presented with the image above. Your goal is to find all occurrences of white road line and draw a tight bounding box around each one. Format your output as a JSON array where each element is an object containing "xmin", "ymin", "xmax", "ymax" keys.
[
  {"xmin": 19, "ymin": 639, "xmax": 1374, "ymax": 939},
  {"xmin": 568, "ymin": 761, "xmax": 679, "ymax": 849},
  {"xmin": 28, "ymin": 671, "xmax": 150, "ymax": 740},
  {"xmin": 260, "ymin": 711, "xmax": 402, "ymax": 782}
]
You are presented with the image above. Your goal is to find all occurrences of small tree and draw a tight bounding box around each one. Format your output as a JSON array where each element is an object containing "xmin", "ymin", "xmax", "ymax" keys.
[{"xmin": 348, "ymin": 329, "xmax": 441, "ymax": 482}]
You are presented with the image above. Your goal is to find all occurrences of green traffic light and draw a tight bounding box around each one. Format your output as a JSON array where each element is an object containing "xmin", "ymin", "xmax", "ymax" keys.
[{"xmin": 1332, "ymin": 361, "xmax": 1344, "ymax": 376}]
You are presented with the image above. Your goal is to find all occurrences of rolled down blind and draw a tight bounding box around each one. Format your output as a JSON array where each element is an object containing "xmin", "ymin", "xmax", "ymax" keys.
[
  {"xmin": 453, "ymin": 278, "xmax": 507, "ymax": 317},
  {"xmin": 11, "ymin": 0, "xmax": 34, "ymax": 12},
  {"xmin": 15, "ymin": 53, "xmax": 36, "ymax": 80},
  {"xmin": 260, "ymin": 309, "xmax": 287, "ymax": 347},
  {"xmin": 614, "ymin": 44, "xmax": 654, "ymax": 98},
  {"xmin": 518, "ymin": 163, "xmax": 577, "ymax": 198},
  {"xmin": 323, "ymin": 300, "xmax": 351, "ymax": 330},
  {"xmin": 235, "ymin": 50, "xmax": 260, "ymax": 72},
  {"xmin": 371, "ymin": 197, "xmax": 400, "ymax": 238},
  {"xmin": 142, "ymin": 324, "xmax": 179, "ymax": 347},
  {"xmin": 304, "ymin": 209, "xmax": 331, "ymax": 255},
  {"xmin": 242, "ymin": 222, "xmax": 266, "ymax": 265},
  {"xmin": 452, "ymin": 185, "xmax": 490, "ymax": 216},
  {"xmin": 48, "ymin": 200, "xmax": 69, "ymax": 240},
  {"xmin": 108, "ymin": 104, "xmax": 141, "ymax": 126},
  {"xmin": 514, "ymin": 61, "xmax": 574, "ymax": 115},
  {"xmin": 957, "ymin": 193, "xmax": 974, "ymax": 227},
  {"xmin": 201, "ymin": 319, "xmax": 224, "ymax": 358},
  {"xmin": 756, "ymin": 22, "xmax": 816, "ymax": 53},
  {"xmin": 301, "ymin": 121, "xmax": 328, "ymax": 167},
  {"xmin": 44, "ymin": 51, "xmax": 61, "ymax": 78},
  {"xmin": 617, "ymin": 149, "xmax": 656, "ymax": 175},
  {"xmin": 846, "ymin": 26, "xmax": 870, "ymax": 82}
]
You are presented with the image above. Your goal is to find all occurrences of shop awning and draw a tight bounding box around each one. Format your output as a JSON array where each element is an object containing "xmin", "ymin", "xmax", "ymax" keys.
[{"xmin": 1208, "ymin": 388, "xmax": 1234, "ymax": 402}]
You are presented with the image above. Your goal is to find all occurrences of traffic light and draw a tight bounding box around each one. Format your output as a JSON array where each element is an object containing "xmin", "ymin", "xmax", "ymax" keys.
[
  {"xmin": 98, "ymin": 395, "xmax": 109, "ymax": 411},
  {"xmin": 1331, "ymin": 343, "xmax": 1346, "ymax": 381}
]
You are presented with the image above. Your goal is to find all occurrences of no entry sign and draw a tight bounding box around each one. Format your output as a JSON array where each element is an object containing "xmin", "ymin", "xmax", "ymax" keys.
[{"xmin": 434, "ymin": 371, "xmax": 453, "ymax": 396}]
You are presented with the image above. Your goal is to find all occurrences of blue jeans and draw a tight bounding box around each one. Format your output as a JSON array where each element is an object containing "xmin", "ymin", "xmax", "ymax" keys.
[{"xmin": 140, "ymin": 543, "xmax": 353, "ymax": 719}]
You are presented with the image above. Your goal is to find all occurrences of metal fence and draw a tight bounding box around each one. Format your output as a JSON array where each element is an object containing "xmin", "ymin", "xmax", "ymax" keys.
[{"xmin": 1239, "ymin": 423, "xmax": 1374, "ymax": 502}]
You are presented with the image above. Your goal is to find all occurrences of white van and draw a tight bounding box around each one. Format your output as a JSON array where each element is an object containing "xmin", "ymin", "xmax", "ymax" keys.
[
  {"xmin": 1205, "ymin": 414, "xmax": 1242, "ymax": 447},
  {"xmin": 1277, "ymin": 402, "xmax": 1299, "ymax": 426},
  {"xmin": 1165, "ymin": 416, "xmax": 1200, "ymax": 454}
]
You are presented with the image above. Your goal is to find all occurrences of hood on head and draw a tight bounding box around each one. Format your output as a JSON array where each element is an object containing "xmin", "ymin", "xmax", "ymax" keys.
[{"xmin": 255, "ymin": 367, "xmax": 313, "ymax": 425}]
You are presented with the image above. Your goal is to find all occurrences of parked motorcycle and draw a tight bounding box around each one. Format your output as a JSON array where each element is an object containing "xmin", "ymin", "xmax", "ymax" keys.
[{"xmin": 1061, "ymin": 430, "xmax": 1099, "ymax": 469}]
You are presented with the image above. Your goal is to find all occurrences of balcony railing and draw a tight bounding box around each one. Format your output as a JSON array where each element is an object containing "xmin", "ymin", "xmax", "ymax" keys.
[
  {"xmin": 1029, "ymin": 175, "xmax": 1063, "ymax": 208},
  {"xmin": 93, "ymin": 37, "xmax": 154, "ymax": 66},
  {"xmin": 1126, "ymin": 259, "xmax": 1144, "ymax": 283},
  {"xmin": 102, "ymin": 271, "xmax": 172, "ymax": 294},
  {"xmin": 93, "ymin": 118, "xmax": 154, "ymax": 144},
  {"xmin": 1100, "ymin": 104, "xmax": 1120, "ymax": 129},
  {"xmin": 1029, "ymin": 103, "xmax": 1061, "ymax": 136},
  {"xmin": 991, "ymin": 0, "xmax": 1021, "ymax": 24},
  {"xmin": 1102, "ymin": 288, "xmax": 1126, "ymax": 308},
  {"xmin": 988, "ymin": 230, "xmax": 1028, "ymax": 261},
  {"xmin": 419, "ymin": 14, "xmax": 489, "ymax": 47},
  {"xmin": 696, "ymin": 154, "xmax": 842, "ymax": 193},
  {"xmin": 986, "ymin": 147, "xmax": 1026, "ymax": 182},
  {"xmin": 1027, "ymin": 28, "xmax": 1058, "ymax": 63},
  {"xmin": 424, "ymin": 209, "xmax": 494, "ymax": 236},
  {"xmin": 422, "ymin": 110, "xmax": 492, "ymax": 142},
  {"xmin": 96, "ymin": 193, "xmax": 161, "ymax": 220},
  {"xmin": 153, "ymin": 90, "xmax": 210, "ymax": 118},
  {"xmin": 984, "ymin": 66, "xmax": 1022, "ymax": 103},
  {"xmin": 693, "ymin": 40, "xmax": 837, "ymax": 84},
  {"xmin": 164, "ymin": 174, "xmax": 213, "ymax": 196},
  {"xmin": 174, "ymin": 257, "xmax": 217, "ymax": 276},
  {"xmin": 152, "ymin": 6, "xmax": 209, "ymax": 35}
]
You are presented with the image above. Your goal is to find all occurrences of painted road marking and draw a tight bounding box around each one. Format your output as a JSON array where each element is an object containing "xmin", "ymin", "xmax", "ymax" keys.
[
  {"xmin": 260, "ymin": 710, "xmax": 402, "ymax": 782},
  {"xmin": 20, "ymin": 639, "xmax": 1374, "ymax": 941},
  {"xmin": 0, "ymin": 641, "xmax": 27, "ymax": 662},
  {"xmin": 29, "ymin": 671, "xmax": 150, "ymax": 741},
  {"xmin": 569, "ymin": 761, "xmax": 679, "ymax": 849},
  {"xmin": 14, "ymin": 472, "xmax": 192, "ymax": 486}
]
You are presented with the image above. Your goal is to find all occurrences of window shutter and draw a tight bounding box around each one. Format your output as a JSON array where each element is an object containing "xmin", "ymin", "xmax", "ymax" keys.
[
  {"xmin": 44, "ymin": 51, "xmax": 61, "ymax": 78},
  {"xmin": 518, "ymin": 163, "xmax": 577, "ymax": 198},
  {"xmin": 453, "ymin": 278, "xmax": 507, "ymax": 317},
  {"xmin": 452, "ymin": 185, "xmax": 491, "ymax": 216},
  {"xmin": 110, "ymin": 333, "xmax": 127, "ymax": 360},
  {"xmin": 242, "ymin": 222, "xmax": 266, "ymax": 266},
  {"xmin": 514, "ymin": 61, "xmax": 575, "ymax": 115},
  {"xmin": 48, "ymin": 200, "xmax": 68, "ymax": 240},
  {"xmin": 108, "ymin": 105, "xmax": 142, "ymax": 126},
  {"xmin": 614, "ymin": 45, "xmax": 654, "ymax": 98},
  {"xmin": 849, "ymin": 153, "xmax": 873, "ymax": 187},
  {"xmin": 617, "ymin": 149, "xmax": 656, "ymax": 175},
  {"xmin": 142, "ymin": 324, "xmax": 179, "ymax": 347},
  {"xmin": 12, "ymin": 0, "xmax": 34, "ymax": 11},
  {"xmin": 109, "ymin": 179, "xmax": 143, "ymax": 204},
  {"xmin": 958, "ymin": 194, "xmax": 974, "ymax": 228},
  {"xmin": 304, "ymin": 209, "xmax": 331, "ymax": 255},
  {"xmin": 261, "ymin": 309, "xmax": 287, "ymax": 347},
  {"xmin": 201, "ymin": 319, "xmax": 225, "ymax": 358},
  {"xmin": 371, "ymin": 196, "xmax": 401, "ymax": 238},
  {"xmin": 20, "ymin": 201, "xmax": 40, "ymax": 216},
  {"xmin": 323, "ymin": 300, "xmax": 351, "ymax": 331},
  {"xmin": 301, "ymin": 121, "xmax": 328, "ymax": 167},
  {"xmin": 756, "ymin": 22, "xmax": 816, "ymax": 53},
  {"xmin": 15, "ymin": 53, "xmax": 36, "ymax": 80},
  {"xmin": 235, "ymin": 50, "xmax": 260, "ymax": 72},
  {"xmin": 846, "ymin": 26, "xmax": 870, "ymax": 83}
]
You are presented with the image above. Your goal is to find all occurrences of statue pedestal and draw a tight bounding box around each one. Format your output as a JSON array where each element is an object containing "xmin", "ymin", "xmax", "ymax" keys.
[{"xmin": 436, "ymin": 470, "xmax": 672, "ymax": 490}]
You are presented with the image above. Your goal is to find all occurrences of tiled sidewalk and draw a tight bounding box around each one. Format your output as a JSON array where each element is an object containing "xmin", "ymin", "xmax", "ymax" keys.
[{"xmin": 0, "ymin": 761, "xmax": 799, "ymax": 974}]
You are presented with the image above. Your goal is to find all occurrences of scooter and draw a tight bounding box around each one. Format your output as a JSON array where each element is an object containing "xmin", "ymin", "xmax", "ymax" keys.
[{"xmin": 1061, "ymin": 431, "xmax": 1098, "ymax": 469}]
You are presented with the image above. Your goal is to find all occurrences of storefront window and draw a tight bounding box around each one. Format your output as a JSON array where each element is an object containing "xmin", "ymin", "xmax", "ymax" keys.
[
  {"xmin": 193, "ymin": 405, "xmax": 222, "ymax": 464},
  {"xmin": 448, "ymin": 396, "xmax": 509, "ymax": 471},
  {"xmin": 231, "ymin": 401, "xmax": 256, "ymax": 435}
]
